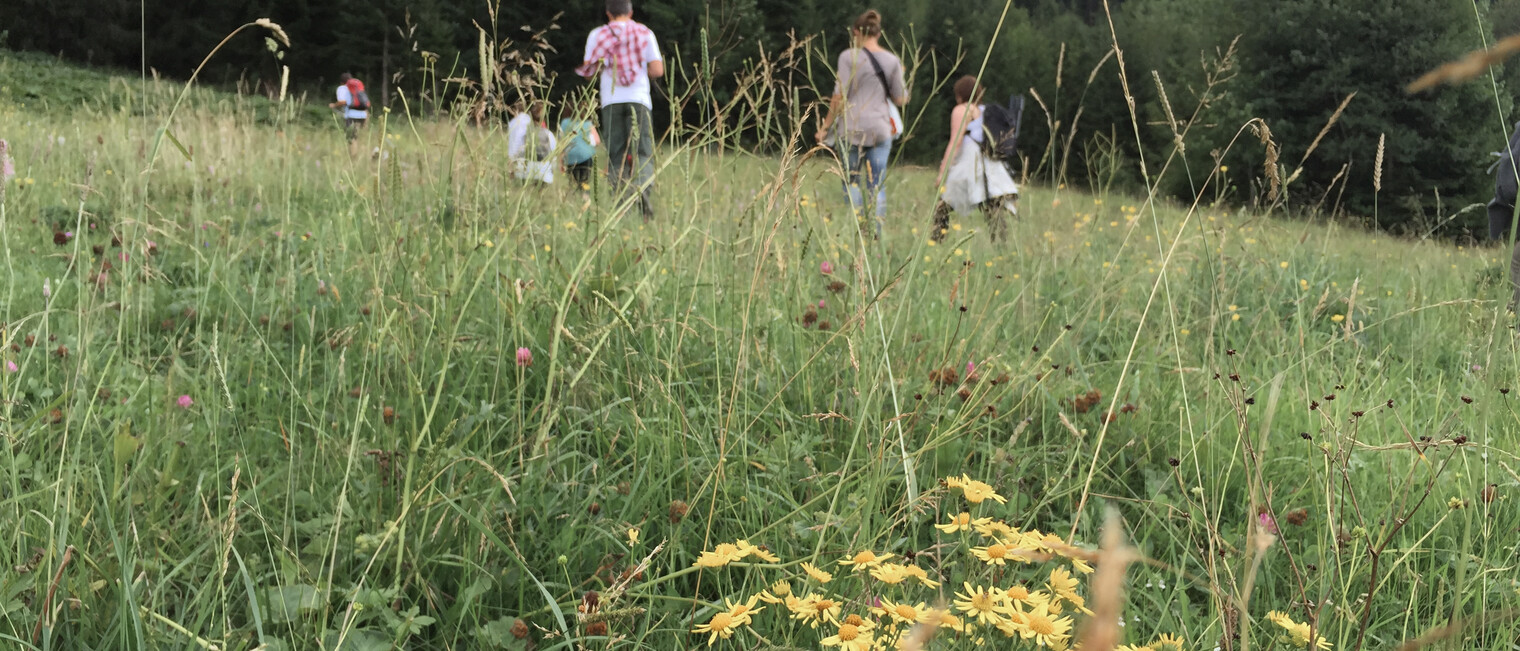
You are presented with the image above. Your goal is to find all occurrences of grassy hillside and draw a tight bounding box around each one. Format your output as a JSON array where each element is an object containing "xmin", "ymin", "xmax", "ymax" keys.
[{"xmin": 1, "ymin": 49, "xmax": 1518, "ymax": 651}]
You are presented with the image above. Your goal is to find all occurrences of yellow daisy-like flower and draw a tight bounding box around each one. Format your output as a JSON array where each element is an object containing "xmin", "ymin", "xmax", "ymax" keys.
[
  {"xmin": 1268, "ymin": 611, "xmax": 1332, "ymax": 649},
  {"xmin": 971, "ymin": 543, "xmax": 1017, "ymax": 566},
  {"xmin": 1020, "ymin": 603, "xmax": 1074, "ymax": 647},
  {"xmin": 943, "ymin": 475, "xmax": 966, "ymax": 489},
  {"xmin": 994, "ymin": 608, "xmax": 1032, "ymax": 638},
  {"xmin": 724, "ymin": 595, "xmax": 764, "ymax": 624},
  {"xmin": 714, "ymin": 543, "xmax": 742, "ymax": 559},
  {"xmin": 693, "ymin": 551, "xmax": 733, "ymax": 568},
  {"xmin": 838, "ymin": 550, "xmax": 893, "ymax": 570},
  {"xmin": 954, "ymin": 583, "xmax": 1008, "ymax": 624},
  {"xmin": 1002, "ymin": 584, "xmax": 1051, "ymax": 611},
  {"xmin": 974, "ymin": 518, "xmax": 1012, "ymax": 537},
  {"xmin": 1117, "ymin": 645, "xmax": 1156, "ymax": 651},
  {"xmin": 869, "ymin": 563, "xmax": 912, "ymax": 584},
  {"xmin": 1151, "ymin": 632, "xmax": 1186, "ymax": 649},
  {"xmin": 790, "ymin": 593, "xmax": 843, "ymax": 628},
  {"xmin": 820, "ymin": 615, "xmax": 875, "ymax": 651},
  {"xmin": 1032, "ymin": 531, "xmax": 1072, "ymax": 554},
  {"xmin": 736, "ymin": 540, "xmax": 779, "ymax": 562},
  {"xmin": 1331, "ymin": 314, "xmax": 1345, "ymax": 323},
  {"xmin": 936, "ymin": 512, "xmax": 976, "ymax": 533},
  {"xmin": 1047, "ymin": 567, "xmax": 1080, "ymax": 598},
  {"xmin": 958, "ymin": 477, "xmax": 1008, "ymax": 504},
  {"xmin": 874, "ymin": 599, "xmax": 929, "ymax": 625},
  {"xmin": 801, "ymin": 562, "xmax": 834, "ymax": 584},
  {"xmin": 757, "ymin": 580, "xmax": 792, "ymax": 604},
  {"xmin": 692, "ymin": 611, "xmax": 741, "ymax": 646},
  {"xmin": 903, "ymin": 564, "xmax": 941, "ymax": 588},
  {"xmin": 749, "ymin": 547, "xmax": 780, "ymax": 562},
  {"xmin": 1070, "ymin": 557, "xmax": 1095, "ymax": 575},
  {"xmin": 1057, "ymin": 591, "xmax": 1092, "ymax": 616}
]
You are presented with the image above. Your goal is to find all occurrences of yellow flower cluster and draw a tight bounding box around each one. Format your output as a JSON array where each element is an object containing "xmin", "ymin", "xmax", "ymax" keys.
[
  {"xmin": 685, "ymin": 477, "xmax": 1188, "ymax": 650},
  {"xmin": 692, "ymin": 539, "xmax": 781, "ymax": 568},
  {"xmin": 1118, "ymin": 632, "xmax": 1187, "ymax": 651}
]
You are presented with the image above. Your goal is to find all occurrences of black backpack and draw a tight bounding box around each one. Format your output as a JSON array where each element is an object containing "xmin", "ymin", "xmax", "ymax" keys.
[{"xmin": 980, "ymin": 94, "xmax": 1024, "ymax": 162}]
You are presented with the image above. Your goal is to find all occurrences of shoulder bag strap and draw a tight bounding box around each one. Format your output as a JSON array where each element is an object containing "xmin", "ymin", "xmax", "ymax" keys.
[{"xmin": 862, "ymin": 50, "xmax": 894, "ymax": 100}]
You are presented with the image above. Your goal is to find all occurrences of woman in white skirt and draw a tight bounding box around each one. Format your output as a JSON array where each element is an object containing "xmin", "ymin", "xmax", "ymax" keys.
[{"xmin": 932, "ymin": 76, "xmax": 1018, "ymax": 243}]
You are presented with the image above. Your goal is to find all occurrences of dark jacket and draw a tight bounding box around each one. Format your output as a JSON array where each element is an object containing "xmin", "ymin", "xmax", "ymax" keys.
[{"xmin": 1488, "ymin": 120, "xmax": 1520, "ymax": 240}]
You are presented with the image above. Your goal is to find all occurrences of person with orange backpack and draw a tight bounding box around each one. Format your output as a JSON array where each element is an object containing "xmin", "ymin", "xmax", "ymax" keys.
[{"xmin": 328, "ymin": 73, "xmax": 370, "ymax": 141}]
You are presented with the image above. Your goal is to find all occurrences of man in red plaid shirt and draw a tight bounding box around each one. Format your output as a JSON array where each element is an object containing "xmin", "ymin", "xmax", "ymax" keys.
[{"xmin": 577, "ymin": 0, "xmax": 664, "ymax": 219}]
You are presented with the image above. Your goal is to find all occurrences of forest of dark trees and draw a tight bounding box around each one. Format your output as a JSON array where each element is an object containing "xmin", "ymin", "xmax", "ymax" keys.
[{"xmin": 5, "ymin": 0, "xmax": 1520, "ymax": 233}]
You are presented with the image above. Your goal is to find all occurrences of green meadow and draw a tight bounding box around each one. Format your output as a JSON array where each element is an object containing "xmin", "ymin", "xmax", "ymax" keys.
[{"xmin": 2, "ymin": 47, "xmax": 1519, "ymax": 651}]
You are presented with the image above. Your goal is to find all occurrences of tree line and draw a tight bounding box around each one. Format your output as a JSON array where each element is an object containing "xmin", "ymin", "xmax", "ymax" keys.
[{"xmin": 1, "ymin": 0, "xmax": 1513, "ymax": 234}]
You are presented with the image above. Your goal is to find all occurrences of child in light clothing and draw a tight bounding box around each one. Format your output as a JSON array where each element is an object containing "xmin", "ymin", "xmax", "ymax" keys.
[
  {"xmin": 507, "ymin": 101, "xmax": 556, "ymax": 184},
  {"xmin": 559, "ymin": 96, "xmax": 602, "ymax": 195}
]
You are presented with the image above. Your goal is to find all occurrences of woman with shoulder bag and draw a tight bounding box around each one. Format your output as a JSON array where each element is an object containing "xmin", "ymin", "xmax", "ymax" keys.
[{"xmin": 815, "ymin": 9, "xmax": 909, "ymax": 237}]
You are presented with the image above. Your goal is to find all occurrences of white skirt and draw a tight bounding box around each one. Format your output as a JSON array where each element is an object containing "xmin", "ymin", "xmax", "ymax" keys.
[
  {"xmin": 942, "ymin": 143, "xmax": 1018, "ymax": 215},
  {"xmin": 511, "ymin": 159, "xmax": 554, "ymax": 184}
]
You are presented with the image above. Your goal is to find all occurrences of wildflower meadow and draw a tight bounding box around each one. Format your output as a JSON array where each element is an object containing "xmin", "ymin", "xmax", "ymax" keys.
[{"xmin": 2, "ymin": 21, "xmax": 1520, "ymax": 651}]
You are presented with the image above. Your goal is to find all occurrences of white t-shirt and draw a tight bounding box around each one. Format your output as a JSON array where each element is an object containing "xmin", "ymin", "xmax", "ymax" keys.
[
  {"xmin": 583, "ymin": 23, "xmax": 662, "ymax": 109},
  {"xmin": 335, "ymin": 86, "xmax": 368, "ymax": 120}
]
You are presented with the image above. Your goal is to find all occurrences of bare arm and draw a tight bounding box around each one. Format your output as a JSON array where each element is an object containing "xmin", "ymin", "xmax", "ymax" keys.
[
  {"xmin": 590, "ymin": 125, "xmax": 601, "ymax": 147},
  {"xmin": 648, "ymin": 60, "xmax": 665, "ymax": 79},
  {"xmin": 815, "ymin": 92, "xmax": 843, "ymax": 143},
  {"xmin": 938, "ymin": 104, "xmax": 965, "ymax": 183}
]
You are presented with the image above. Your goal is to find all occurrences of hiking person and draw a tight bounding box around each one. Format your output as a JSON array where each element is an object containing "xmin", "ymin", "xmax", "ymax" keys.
[
  {"xmin": 576, "ymin": 0, "xmax": 664, "ymax": 219},
  {"xmin": 508, "ymin": 101, "xmax": 557, "ymax": 184},
  {"xmin": 815, "ymin": 9, "xmax": 908, "ymax": 237},
  {"xmin": 931, "ymin": 75, "xmax": 1019, "ymax": 243},
  {"xmin": 1490, "ymin": 119, "xmax": 1520, "ymax": 308},
  {"xmin": 559, "ymin": 95, "xmax": 602, "ymax": 197},
  {"xmin": 329, "ymin": 73, "xmax": 370, "ymax": 141}
]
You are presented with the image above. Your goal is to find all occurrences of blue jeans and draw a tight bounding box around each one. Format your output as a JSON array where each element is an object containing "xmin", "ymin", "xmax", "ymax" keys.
[{"xmin": 838, "ymin": 140, "xmax": 891, "ymax": 231}]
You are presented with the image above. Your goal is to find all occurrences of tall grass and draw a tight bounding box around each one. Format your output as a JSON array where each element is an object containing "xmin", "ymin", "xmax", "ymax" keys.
[{"xmin": 0, "ymin": 11, "xmax": 1518, "ymax": 650}]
